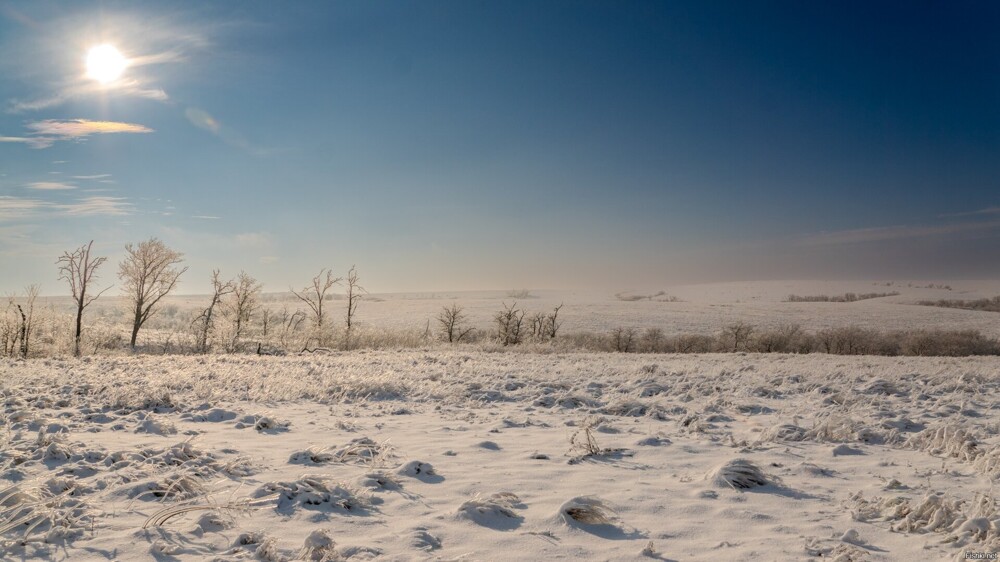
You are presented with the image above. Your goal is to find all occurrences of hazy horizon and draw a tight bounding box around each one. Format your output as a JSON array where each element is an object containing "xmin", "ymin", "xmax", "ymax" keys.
[{"xmin": 2, "ymin": 1, "xmax": 999, "ymax": 295}]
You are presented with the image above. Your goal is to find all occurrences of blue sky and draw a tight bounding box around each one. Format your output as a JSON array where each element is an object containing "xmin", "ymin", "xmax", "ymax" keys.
[{"xmin": 1, "ymin": 1, "xmax": 998, "ymax": 294}]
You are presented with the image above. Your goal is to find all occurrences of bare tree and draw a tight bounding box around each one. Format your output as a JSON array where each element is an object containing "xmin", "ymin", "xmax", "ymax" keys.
[
  {"xmin": 529, "ymin": 311, "xmax": 546, "ymax": 339},
  {"xmin": 721, "ymin": 322, "xmax": 755, "ymax": 352},
  {"xmin": 227, "ymin": 270, "xmax": 262, "ymax": 352},
  {"xmin": 610, "ymin": 326, "xmax": 636, "ymax": 352},
  {"xmin": 495, "ymin": 301, "xmax": 525, "ymax": 346},
  {"xmin": 438, "ymin": 303, "xmax": 473, "ymax": 343},
  {"xmin": 192, "ymin": 270, "xmax": 234, "ymax": 353},
  {"xmin": 57, "ymin": 241, "xmax": 111, "ymax": 357},
  {"xmin": 640, "ymin": 327, "xmax": 665, "ymax": 353},
  {"xmin": 10, "ymin": 285, "xmax": 40, "ymax": 358},
  {"xmin": 276, "ymin": 306, "xmax": 307, "ymax": 349},
  {"xmin": 344, "ymin": 265, "xmax": 365, "ymax": 335},
  {"xmin": 291, "ymin": 269, "xmax": 342, "ymax": 347},
  {"xmin": 545, "ymin": 303, "xmax": 563, "ymax": 339},
  {"xmin": 118, "ymin": 238, "xmax": 188, "ymax": 350},
  {"xmin": 0, "ymin": 299, "xmax": 18, "ymax": 357}
]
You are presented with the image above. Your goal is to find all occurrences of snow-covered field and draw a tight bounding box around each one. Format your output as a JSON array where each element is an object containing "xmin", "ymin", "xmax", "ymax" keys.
[{"xmin": 3, "ymin": 351, "xmax": 1000, "ymax": 561}]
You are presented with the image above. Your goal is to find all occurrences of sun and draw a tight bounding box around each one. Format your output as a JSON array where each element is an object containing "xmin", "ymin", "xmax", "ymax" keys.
[{"xmin": 86, "ymin": 44, "xmax": 127, "ymax": 84}]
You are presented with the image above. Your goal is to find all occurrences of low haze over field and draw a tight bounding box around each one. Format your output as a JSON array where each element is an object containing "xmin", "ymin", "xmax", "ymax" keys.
[{"xmin": 1, "ymin": 1, "xmax": 998, "ymax": 293}]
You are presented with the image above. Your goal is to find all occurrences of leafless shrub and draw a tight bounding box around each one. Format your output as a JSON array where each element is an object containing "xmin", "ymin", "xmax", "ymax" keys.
[
  {"xmin": 639, "ymin": 327, "xmax": 665, "ymax": 352},
  {"xmin": 495, "ymin": 301, "xmax": 525, "ymax": 346},
  {"xmin": 7, "ymin": 285, "xmax": 40, "ymax": 359},
  {"xmin": 720, "ymin": 322, "xmax": 754, "ymax": 352},
  {"xmin": 671, "ymin": 333, "xmax": 716, "ymax": 353},
  {"xmin": 815, "ymin": 326, "xmax": 886, "ymax": 355},
  {"xmin": 750, "ymin": 324, "xmax": 803, "ymax": 353},
  {"xmin": 610, "ymin": 326, "xmax": 636, "ymax": 352},
  {"xmin": 438, "ymin": 303, "xmax": 473, "ymax": 343},
  {"xmin": 899, "ymin": 329, "xmax": 997, "ymax": 356}
]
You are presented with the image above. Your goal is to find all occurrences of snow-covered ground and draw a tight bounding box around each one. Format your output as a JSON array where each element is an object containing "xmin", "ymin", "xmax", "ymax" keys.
[{"xmin": 3, "ymin": 351, "xmax": 1000, "ymax": 561}]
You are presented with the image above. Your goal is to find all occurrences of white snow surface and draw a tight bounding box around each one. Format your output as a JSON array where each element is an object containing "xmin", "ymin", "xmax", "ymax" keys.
[{"xmin": 3, "ymin": 351, "xmax": 1000, "ymax": 561}]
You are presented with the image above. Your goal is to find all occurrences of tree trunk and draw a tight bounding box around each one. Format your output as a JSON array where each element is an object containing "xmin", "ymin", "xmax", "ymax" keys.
[
  {"xmin": 74, "ymin": 303, "xmax": 84, "ymax": 357},
  {"xmin": 131, "ymin": 306, "xmax": 142, "ymax": 349}
]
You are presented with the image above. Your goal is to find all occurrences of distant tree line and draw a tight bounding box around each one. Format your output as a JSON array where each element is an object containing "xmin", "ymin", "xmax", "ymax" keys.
[
  {"xmin": 785, "ymin": 292, "xmax": 900, "ymax": 303},
  {"xmin": 597, "ymin": 323, "xmax": 998, "ymax": 356},
  {"xmin": 916, "ymin": 297, "xmax": 1000, "ymax": 313}
]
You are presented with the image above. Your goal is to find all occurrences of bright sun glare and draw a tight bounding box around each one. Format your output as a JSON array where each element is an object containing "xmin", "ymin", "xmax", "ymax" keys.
[{"xmin": 86, "ymin": 44, "xmax": 127, "ymax": 84}]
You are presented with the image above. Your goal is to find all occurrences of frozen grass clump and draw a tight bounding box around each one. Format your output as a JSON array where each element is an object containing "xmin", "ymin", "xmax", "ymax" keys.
[
  {"xmin": 298, "ymin": 529, "xmax": 339, "ymax": 561},
  {"xmin": 806, "ymin": 416, "xmax": 899, "ymax": 445},
  {"xmin": 397, "ymin": 460, "xmax": 442, "ymax": 482},
  {"xmin": 760, "ymin": 423, "xmax": 806, "ymax": 443},
  {"xmin": 288, "ymin": 446, "xmax": 336, "ymax": 465},
  {"xmin": 244, "ymin": 415, "xmax": 291, "ymax": 433},
  {"xmin": 0, "ymin": 476, "xmax": 97, "ymax": 544},
  {"xmin": 558, "ymin": 496, "xmax": 617, "ymax": 526},
  {"xmin": 135, "ymin": 415, "xmax": 177, "ymax": 435},
  {"xmin": 456, "ymin": 492, "xmax": 524, "ymax": 530},
  {"xmin": 906, "ymin": 424, "xmax": 981, "ymax": 462},
  {"xmin": 707, "ymin": 458, "xmax": 772, "ymax": 490},
  {"xmin": 253, "ymin": 476, "xmax": 371, "ymax": 514}
]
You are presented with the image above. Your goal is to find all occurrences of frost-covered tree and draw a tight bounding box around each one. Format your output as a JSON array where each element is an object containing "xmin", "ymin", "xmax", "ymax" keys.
[
  {"xmin": 228, "ymin": 270, "xmax": 262, "ymax": 352},
  {"xmin": 118, "ymin": 238, "xmax": 187, "ymax": 349},
  {"xmin": 57, "ymin": 240, "xmax": 111, "ymax": 357},
  {"xmin": 438, "ymin": 303, "xmax": 473, "ymax": 343},
  {"xmin": 192, "ymin": 270, "xmax": 234, "ymax": 353},
  {"xmin": 291, "ymin": 269, "xmax": 342, "ymax": 347}
]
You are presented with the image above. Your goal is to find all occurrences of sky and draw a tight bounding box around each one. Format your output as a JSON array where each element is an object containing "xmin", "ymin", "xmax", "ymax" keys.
[{"xmin": 0, "ymin": 1, "xmax": 998, "ymax": 295}]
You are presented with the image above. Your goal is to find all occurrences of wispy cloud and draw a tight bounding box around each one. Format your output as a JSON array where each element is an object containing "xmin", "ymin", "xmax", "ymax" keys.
[
  {"xmin": 799, "ymin": 220, "xmax": 1000, "ymax": 246},
  {"xmin": 0, "ymin": 196, "xmax": 46, "ymax": 219},
  {"xmin": 0, "ymin": 194, "xmax": 132, "ymax": 221},
  {"xmin": 185, "ymin": 107, "xmax": 275, "ymax": 156},
  {"xmin": 27, "ymin": 119, "xmax": 152, "ymax": 138},
  {"xmin": 193, "ymin": 215, "xmax": 221, "ymax": 220},
  {"xmin": 25, "ymin": 181, "xmax": 76, "ymax": 190},
  {"xmin": 61, "ymin": 196, "xmax": 131, "ymax": 216},
  {"xmin": 235, "ymin": 231, "xmax": 273, "ymax": 247},
  {"xmin": 71, "ymin": 174, "xmax": 112, "ymax": 180},
  {"xmin": 939, "ymin": 206, "xmax": 1000, "ymax": 219},
  {"xmin": 1, "ymin": 119, "xmax": 153, "ymax": 149}
]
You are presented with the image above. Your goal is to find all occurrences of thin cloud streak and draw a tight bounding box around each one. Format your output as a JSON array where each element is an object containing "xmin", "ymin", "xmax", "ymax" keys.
[
  {"xmin": 939, "ymin": 206, "xmax": 1000, "ymax": 218},
  {"xmin": 799, "ymin": 220, "xmax": 1000, "ymax": 246},
  {"xmin": 0, "ymin": 194, "xmax": 132, "ymax": 221},
  {"xmin": 1, "ymin": 119, "xmax": 154, "ymax": 148},
  {"xmin": 25, "ymin": 181, "xmax": 76, "ymax": 190}
]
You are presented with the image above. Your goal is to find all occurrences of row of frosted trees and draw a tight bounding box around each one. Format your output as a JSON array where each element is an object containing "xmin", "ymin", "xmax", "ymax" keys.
[{"xmin": 1, "ymin": 238, "xmax": 366, "ymax": 358}]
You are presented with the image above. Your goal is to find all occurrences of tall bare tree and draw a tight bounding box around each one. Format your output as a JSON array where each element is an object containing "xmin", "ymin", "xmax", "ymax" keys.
[
  {"xmin": 192, "ymin": 270, "xmax": 234, "ymax": 353},
  {"xmin": 57, "ymin": 240, "xmax": 111, "ymax": 357},
  {"xmin": 118, "ymin": 238, "xmax": 187, "ymax": 349},
  {"xmin": 291, "ymin": 269, "xmax": 342, "ymax": 347},
  {"xmin": 228, "ymin": 270, "xmax": 262, "ymax": 352},
  {"xmin": 344, "ymin": 265, "xmax": 365, "ymax": 332}
]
